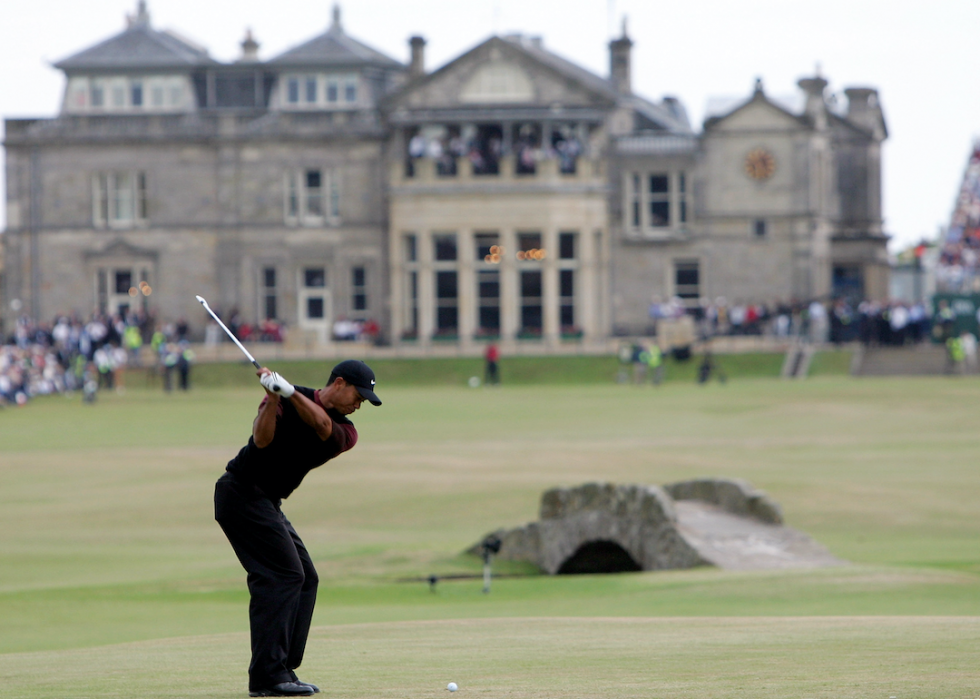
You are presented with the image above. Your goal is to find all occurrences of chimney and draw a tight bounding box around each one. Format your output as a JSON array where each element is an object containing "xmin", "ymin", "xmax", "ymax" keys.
[
  {"xmin": 239, "ymin": 29, "xmax": 260, "ymax": 63},
  {"xmin": 127, "ymin": 0, "xmax": 150, "ymax": 28},
  {"xmin": 330, "ymin": 3, "xmax": 343, "ymax": 33},
  {"xmin": 409, "ymin": 36, "xmax": 426, "ymax": 78},
  {"xmin": 608, "ymin": 17, "xmax": 632, "ymax": 95},
  {"xmin": 844, "ymin": 87, "xmax": 883, "ymax": 138},
  {"xmin": 797, "ymin": 75, "xmax": 829, "ymax": 129}
]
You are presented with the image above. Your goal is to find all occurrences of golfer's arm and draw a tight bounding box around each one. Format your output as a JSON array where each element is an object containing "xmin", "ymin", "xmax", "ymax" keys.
[
  {"xmin": 288, "ymin": 391, "xmax": 333, "ymax": 441},
  {"xmin": 252, "ymin": 397, "xmax": 279, "ymax": 448}
]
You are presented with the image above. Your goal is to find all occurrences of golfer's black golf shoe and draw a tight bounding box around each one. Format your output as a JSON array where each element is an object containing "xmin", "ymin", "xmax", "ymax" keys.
[{"xmin": 248, "ymin": 681, "xmax": 315, "ymax": 697}]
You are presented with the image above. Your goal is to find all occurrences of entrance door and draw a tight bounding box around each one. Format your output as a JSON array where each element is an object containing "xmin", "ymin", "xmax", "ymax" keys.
[{"xmin": 297, "ymin": 266, "xmax": 331, "ymax": 343}]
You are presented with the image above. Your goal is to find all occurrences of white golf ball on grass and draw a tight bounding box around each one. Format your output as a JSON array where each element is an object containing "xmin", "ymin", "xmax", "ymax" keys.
[{"xmin": 447, "ymin": 682, "xmax": 458, "ymax": 692}]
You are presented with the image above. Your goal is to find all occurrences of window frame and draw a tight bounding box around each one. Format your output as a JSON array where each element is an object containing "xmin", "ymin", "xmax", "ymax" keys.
[
  {"xmin": 284, "ymin": 168, "xmax": 341, "ymax": 226},
  {"xmin": 92, "ymin": 170, "xmax": 148, "ymax": 229}
]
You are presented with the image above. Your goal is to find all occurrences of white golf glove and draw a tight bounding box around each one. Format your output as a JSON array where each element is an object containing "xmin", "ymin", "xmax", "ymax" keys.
[{"xmin": 260, "ymin": 371, "xmax": 295, "ymax": 398}]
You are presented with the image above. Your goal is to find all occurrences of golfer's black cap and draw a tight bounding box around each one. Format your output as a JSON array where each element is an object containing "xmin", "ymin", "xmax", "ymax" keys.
[{"xmin": 331, "ymin": 359, "xmax": 381, "ymax": 406}]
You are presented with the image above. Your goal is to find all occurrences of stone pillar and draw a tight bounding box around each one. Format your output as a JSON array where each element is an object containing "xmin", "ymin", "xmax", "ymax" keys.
[
  {"xmin": 458, "ymin": 229, "xmax": 475, "ymax": 348},
  {"xmin": 578, "ymin": 230, "xmax": 596, "ymax": 341},
  {"xmin": 499, "ymin": 228, "xmax": 518, "ymax": 342},
  {"xmin": 542, "ymin": 227, "xmax": 560, "ymax": 346},
  {"xmin": 418, "ymin": 230, "xmax": 434, "ymax": 347},
  {"xmin": 389, "ymin": 230, "xmax": 404, "ymax": 343}
]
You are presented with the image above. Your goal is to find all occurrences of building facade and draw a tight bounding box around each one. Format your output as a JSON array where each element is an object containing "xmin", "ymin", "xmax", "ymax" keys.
[{"xmin": 2, "ymin": 2, "xmax": 889, "ymax": 347}]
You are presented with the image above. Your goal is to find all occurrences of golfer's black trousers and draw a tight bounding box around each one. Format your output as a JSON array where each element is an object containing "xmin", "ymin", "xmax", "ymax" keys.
[{"xmin": 214, "ymin": 472, "xmax": 318, "ymax": 691}]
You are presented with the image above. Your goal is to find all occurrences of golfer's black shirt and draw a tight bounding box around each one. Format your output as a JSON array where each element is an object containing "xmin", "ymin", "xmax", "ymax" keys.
[{"xmin": 226, "ymin": 386, "xmax": 357, "ymax": 499}]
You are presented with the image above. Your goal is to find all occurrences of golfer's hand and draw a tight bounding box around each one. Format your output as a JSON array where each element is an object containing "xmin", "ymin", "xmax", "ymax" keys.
[{"xmin": 259, "ymin": 370, "xmax": 295, "ymax": 398}]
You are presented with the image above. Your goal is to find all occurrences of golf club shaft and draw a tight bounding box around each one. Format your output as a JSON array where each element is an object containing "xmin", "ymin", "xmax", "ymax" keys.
[{"xmin": 195, "ymin": 295, "xmax": 261, "ymax": 369}]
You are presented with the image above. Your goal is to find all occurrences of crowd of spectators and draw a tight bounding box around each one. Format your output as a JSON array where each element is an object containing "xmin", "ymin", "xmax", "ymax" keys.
[
  {"xmin": 0, "ymin": 310, "xmax": 198, "ymax": 406},
  {"xmin": 937, "ymin": 144, "xmax": 980, "ymax": 292},
  {"xmin": 407, "ymin": 123, "xmax": 583, "ymax": 178},
  {"xmin": 648, "ymin": 296, "xmax": 934, "ymax": 347}
]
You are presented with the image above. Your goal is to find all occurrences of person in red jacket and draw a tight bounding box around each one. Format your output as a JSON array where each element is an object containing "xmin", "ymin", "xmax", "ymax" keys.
[{"xmin": 484, "ymin": 343, "xmax": 500, "ymax": 385}]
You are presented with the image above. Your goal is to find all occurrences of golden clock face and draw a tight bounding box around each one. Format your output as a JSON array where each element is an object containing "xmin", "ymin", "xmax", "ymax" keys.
[{"xmin": 745, "ymin": 148, "xmax": 776, "ymax": 181}]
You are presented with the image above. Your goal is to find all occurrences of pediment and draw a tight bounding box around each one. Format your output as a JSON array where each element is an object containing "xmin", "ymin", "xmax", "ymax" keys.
[
  {"xmin": 84, "ymin": 238, "xmax": 158, "ymax": 261},
  {"xmin": 706, "ymin": 95, "xmax": 807, "ymax": 133},
  {"xmin": 459, "ymin": 59, "xmax": 535, "ymax": 103},
  {"xmin": 387, "ymin": 37, "xmax": 615, "ymax": 112}
]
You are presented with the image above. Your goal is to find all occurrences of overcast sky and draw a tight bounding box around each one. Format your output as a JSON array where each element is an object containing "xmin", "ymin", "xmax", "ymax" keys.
[{"xmin": 2, "ymin": 0, "xmax": 977, "ymax": 251}]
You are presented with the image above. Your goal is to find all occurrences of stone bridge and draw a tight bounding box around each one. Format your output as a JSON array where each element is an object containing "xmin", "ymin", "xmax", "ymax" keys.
[{"xmin": 471, "ymin": 479, "xmax": 842, "ymax": 574}]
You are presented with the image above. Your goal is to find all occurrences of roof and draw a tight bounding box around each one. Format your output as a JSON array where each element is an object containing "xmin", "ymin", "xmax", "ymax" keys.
[
  {"xmin": 499, "ymin": 34, "xmax": 619, "ymax": 102},
  {"xmin": 627, "ymin": 94, "xmax": 693, "ymax": 135},
  {"xmin": 269, "ymin": 8, "xmax": 403, "ymax": 69},
  {"xmin": 54, "ymin": 14, "xmax": 216, "ymax": 71},
  {"xmin": 702, "ymin": 82, "xmax": 809, "ymax": 131}
]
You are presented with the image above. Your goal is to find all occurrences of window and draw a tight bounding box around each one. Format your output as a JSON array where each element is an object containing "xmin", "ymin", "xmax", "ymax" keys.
[
  {"xmin": 115, "ymin": 270, "xmax": 133, "ymax": 295},
  {"xmin": 559, "ymin": 232, "xmax": 576, "ymax": 260},
  {"xmin": 404, "ymin": 234, "xmax": 417, "ymax": 262},
  {"xmin": 305, "ymin": 171, "xmax": 322, "ymax": 216},
  {"xmin": 345, "ymin": 80, "xmax": 357, "ymax": 103},
  {"xmin": 679, "ymin": 172, "xmax": 688, "ymax": 224},
  {"xmin": 263, "ymin": 267, "xmax": 277, "ymax": 320},
  {"xmin": 406, "ymin": 271, "xmax": 419, "ymax": 336},
  {"xmin": 520, "ymin": 270, "xmax": 543, "ymax": 333},
  {"xmin": 303, "ymin": 267, "xmax": 326, "ymax": 320},
  {"xmin": 112, "ymin": 84, "xmax": 126, "ymax": 107},
  {"xmin": 560, "ymin": 269, "xmax": 575, "ymax": 328},
  {"xmin": 305, "ymin": 268, "xmax": 326, "ymax": 288},
  {"xmin": 630, "ymin": 173, "xmax": 641, "ymax": 227},
  {"xmin": 435, "ymin": 271, "xmax": 458, "ymax": 333},
  {"xmin": 476, "ymin": 233, "xmax": 501, "ymax": 335},
  {"xmin": 151, "ymin": 85, "xmax": 164, "ymax": 107},
  {"xmin": 434, "ymin": 234, "xmax": 457, "ymax": 261},
  {"xmin": 674, "ymin": 260, "xmax": 700, "ymax": 302},
  {"xmin": 754, "ymin": 219, "xmax": 767, "ymax": 238},
  {"xmin": 91, "ymin": 82, "xmax": 104, "ymax": 108},
  {"xmin": 517, "ymin": 232, "xmax": 543, "ymax": 262},
  {"xmin": 352, "ymin": 266, "xmax": 367, "ymax": 313},
  {"xmin": 305, "ymin": 76, "xmax": 317, "ymax": 103},
  {"xmin": 327, "ymin": 81, "xmax": 338, "ymax": 103},
  {"xmin": 92, "ymin": 171, "xmax": 148, "ymax": 228},
  {"xmin": 131, "ymin": 81, "xmax": 143, "ymax": 107},
  {"xmin": 649, "ymin": 174, "xmax": 670, "ymax": 227},
  {"xmin": 287, "ymin": 78, "xmax": 300, "ymax": 104},
  {"xmin": 475, "ymin": 232, "xmax": 500, "ymax": 262},
  {"xmin": 285, "ymin": 169, "xmax": 340, "ymax": 225},
  {"xmin": 478, "ymin": 270, "xmax": 501, "ymax": 334}
]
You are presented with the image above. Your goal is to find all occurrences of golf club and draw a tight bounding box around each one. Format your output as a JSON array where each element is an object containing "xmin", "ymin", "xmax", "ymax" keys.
[{"xmin": 195, "ymin": 295, "xmax": 279, "ymax": 391}]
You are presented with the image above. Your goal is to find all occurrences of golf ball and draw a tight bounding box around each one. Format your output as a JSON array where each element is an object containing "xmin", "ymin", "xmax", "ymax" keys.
[{"xmin": 447, "ymin": 682, "xmax": 458, "ymax": 692}]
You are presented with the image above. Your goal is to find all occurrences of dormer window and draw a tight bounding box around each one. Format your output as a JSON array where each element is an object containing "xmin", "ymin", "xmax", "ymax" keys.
[
  {"xmin": 131, "ymin": 81, "xmax": 143, "ymax": 107},
  {"xmin": 280, "ymin": 73, "xmax": 359, "ymax": 109},
  {"xmin": 91, "ymin": 82, "xmax": 105, "ymax": 107}
]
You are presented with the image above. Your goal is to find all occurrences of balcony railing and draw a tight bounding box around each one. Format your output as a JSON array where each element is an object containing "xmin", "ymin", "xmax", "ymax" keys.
[{"xmin": 394, "ymin": 155, "xmax": 602, "ymax": 185}]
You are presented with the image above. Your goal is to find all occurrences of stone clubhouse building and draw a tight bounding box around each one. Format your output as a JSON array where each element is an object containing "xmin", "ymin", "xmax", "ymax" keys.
[{"xmin": 2, "ymin": 2, "xmax": 889, "ymax": 350}]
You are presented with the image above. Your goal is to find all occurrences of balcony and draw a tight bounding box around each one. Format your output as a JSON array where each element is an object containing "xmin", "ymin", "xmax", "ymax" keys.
[{"xmin": 392, "ymin": 153, "xmax": 603, "ymax": 189}]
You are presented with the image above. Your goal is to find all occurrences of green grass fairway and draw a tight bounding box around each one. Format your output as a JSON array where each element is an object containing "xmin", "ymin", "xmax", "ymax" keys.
[
  {"xmin": 3, "ymin": 618, "xmax": 978, "ymax": 699},
  {"xmin": 1, "ymin": 375, "xmax": 979, "ymax": 697}
]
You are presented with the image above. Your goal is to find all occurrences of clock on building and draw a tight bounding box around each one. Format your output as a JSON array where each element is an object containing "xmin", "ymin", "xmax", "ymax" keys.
[{"xmin": 744, "ymin": 148, "xmax": 776, "ymax": 181}]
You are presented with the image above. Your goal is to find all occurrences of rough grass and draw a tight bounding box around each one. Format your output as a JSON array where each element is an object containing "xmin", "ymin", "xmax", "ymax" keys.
[{"xmin": 1, "ymin": 375, "xmax": 978, "ymax": 697}]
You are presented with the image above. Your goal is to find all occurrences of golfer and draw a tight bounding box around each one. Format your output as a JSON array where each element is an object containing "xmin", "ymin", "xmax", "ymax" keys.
[{"xmin": 215, "ymin": 360, "xmax": 381, "ymax": 697}]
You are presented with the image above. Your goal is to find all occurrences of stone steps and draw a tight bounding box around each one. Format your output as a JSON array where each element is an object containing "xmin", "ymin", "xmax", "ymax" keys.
[{"xmin": 852, "ymin": 344, "xmax": 951, "ymax": 376}]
